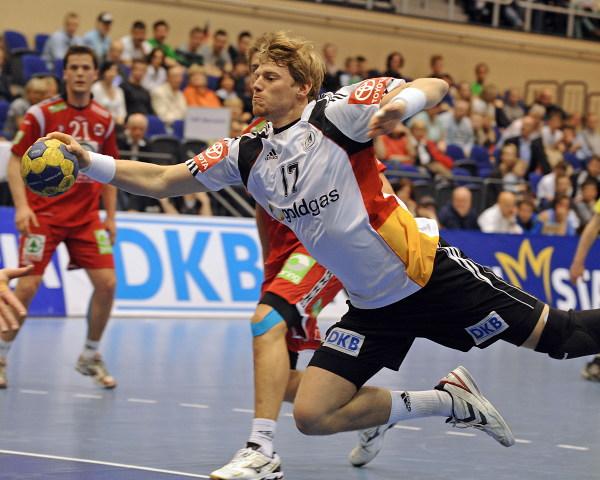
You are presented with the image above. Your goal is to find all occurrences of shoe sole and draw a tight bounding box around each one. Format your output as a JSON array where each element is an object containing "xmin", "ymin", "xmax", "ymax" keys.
[
  {"xmin": 209, "ymin": 472, "xmax": 284, "ymax": 480},
  {"xmin": 450, "ymin": 366, "xmax": 515, "ymax": 447}
]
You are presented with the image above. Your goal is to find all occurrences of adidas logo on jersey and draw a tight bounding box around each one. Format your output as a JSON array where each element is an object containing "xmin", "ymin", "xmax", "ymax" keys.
[
  {"xmin": 265, "ymin": 149, "xmax": 278, "ymax": 161},
  {"xmin": 282, "ymin": 188, "xmax": 340, "ymax": 223}
]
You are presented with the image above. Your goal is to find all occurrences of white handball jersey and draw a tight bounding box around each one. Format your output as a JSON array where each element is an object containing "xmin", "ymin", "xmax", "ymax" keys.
[{"xmin": 186, "ymin": 77, "xmax": 439, "ymax": 309}]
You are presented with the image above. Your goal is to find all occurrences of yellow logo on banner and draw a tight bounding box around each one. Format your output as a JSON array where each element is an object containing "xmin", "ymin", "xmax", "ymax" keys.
[{"xmin": 495, "ymin": 239, "xmax": 554, "ymax": 303}]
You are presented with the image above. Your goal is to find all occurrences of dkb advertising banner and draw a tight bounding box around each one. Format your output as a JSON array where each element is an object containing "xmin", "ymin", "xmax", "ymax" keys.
[{"xmin": 1, "ymin": 207, "xmax": 599, "ymax": 317}]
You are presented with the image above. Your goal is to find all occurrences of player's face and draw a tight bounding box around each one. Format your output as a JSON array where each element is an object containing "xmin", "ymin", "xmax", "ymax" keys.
[
  {"xmin": 252, "ymin": 61, "xmax": 301, "ymax": 121},
  {"xmin": 64, "ymin": 54, "xmax": 97, "ymax": 95}
]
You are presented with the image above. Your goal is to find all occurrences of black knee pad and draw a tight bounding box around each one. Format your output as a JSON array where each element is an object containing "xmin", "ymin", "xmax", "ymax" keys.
[{"xmin": 535, "ymin": 307, "xmax": 600, "ymax": 359}]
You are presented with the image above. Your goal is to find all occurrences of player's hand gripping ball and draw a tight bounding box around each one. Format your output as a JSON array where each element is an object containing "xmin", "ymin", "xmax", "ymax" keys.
[{"xmin": 21, "ymin": 138, "xmax": 79, "ymax": 197}]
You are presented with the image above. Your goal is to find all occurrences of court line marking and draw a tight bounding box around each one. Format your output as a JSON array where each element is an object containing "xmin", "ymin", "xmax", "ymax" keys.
[
  {"xmin": 515, "ymin": 439, "xmax": 532, "ymax": 444},
  {"xmin": 446, "ymin": 431, "xmax": 477, "ymax": 437},
  {"xmin": 74, "ymin": 393, "xmax": 103, "ymax": 399},
  {"xmin": 394, "ymin": 425, "xmax": 422, "ymax": 431},
  {"xmin": 233, "ymin": 408, "xmax": 254, "ymax": 413},
  {"xmin": 127, "ymin": 398, "xmax": 158, "ymax": 404},
  {"xmin": 557, "ymin": 444, "xmax": 589, "ymax": 451},
  {"xmin": 19, "ymin": 389, "xmax": 48, "ymax": 395},
  {"xmin": 0, "ymin": 449, "xmax": 210, "ymax": 478},
  {"xmin": 179, "ymin": 403, "xmax": 210, "ymax": 409}
]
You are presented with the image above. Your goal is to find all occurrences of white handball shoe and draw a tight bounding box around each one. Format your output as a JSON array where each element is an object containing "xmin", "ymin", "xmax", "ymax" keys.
[
  {"xmin": 348, "ymin": 423, "xmax": 396, "ymax": 467},
  {"xmin": 435, "ymin": 365, "xmax": 515, "ymax": 447},
  {"xmin": 210, "ymin": 447, "xmax": 284, "ymax": 480}
]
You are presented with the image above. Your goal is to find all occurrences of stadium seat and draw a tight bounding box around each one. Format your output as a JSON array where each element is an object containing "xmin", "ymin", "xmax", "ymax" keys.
[
  {"xmin": 0, "ymin": 99, "xmax": 10, "ymax": 130},
  {"xmin": 435, "ymin": 182, "xmax": 454, "ymax": 206},
  {"xmin": 54, "ymin": 59, "xmax": 64, "ymax": 77},
  {"xmin": 181, "ymin": 139, "xmax": 208, "ymax": 162},
  {"xmin": 563, "ymin": 152, "xmax": 583, "ymax": 171},
  {"xmin": 21, "ymin": 54, "xmax": 49, "ymax": 81},
  {"xmin": 465, "ymin": 183, "xmax": 484, "ymax": 214},
  {"xmin": 451, "ymin": 167, "xmax": 472, "ymax": 186},
  {"xmin": 4, "ymin": 30, "xmax": 28, "ymax": 53},
  {"xmin": 470, "ymin": 145, "xmax": 491, "ymax": 168},
  {"xmin": 149, "ymin": 134, "xmax": 182, "ymax": 165},
  {"xmin": 413, "ymin": 179, "xmax": 434, "ymax": 201},
  {"xmin": 453, "ymin": 159, "xmax": 478, "ymax": 176},
  {"xmin": 146, "ymin": 115, "xmax": 167, "ymax": 136},
  {"xmin": 172, "ymin": 119, "xmax": 184, "ymax": 140},
  {"xmin": 207, "ymin": 75, "xmax": 220, "ymax": 91},
  {"xmin": 446, "ymin": 144, "xmax": 466, "ymax": 162},
  {"xmin": 34, "ymin": 34, "xmax": 49, "ymax": 55},
  {"xmin": 528, "ymin": 172, "xmax": 543, "ymax": 193}
]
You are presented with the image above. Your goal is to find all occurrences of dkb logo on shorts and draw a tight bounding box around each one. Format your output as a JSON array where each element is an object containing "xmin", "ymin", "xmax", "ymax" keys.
[
  {"xmin": 465, "ymin": 311, "xmax": 509, "ymax": 345},
  {"xmin": 324, "ymin": 327, "xmax": 365, "ymax": 357}
]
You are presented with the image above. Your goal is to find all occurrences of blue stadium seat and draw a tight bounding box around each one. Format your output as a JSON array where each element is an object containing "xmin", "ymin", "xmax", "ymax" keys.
[
  {"xmin": 207, "ymin": 75, "xmax": 220, "ymax": 91},
  {"xmin": 21, "ymin": 54, "xmax": 49, "ymax": 81},
  {"xmin": 54, "ymin": 59, "xmax": 64, "ymax": 77},
  {"xmin": 452, "ymin": 167, "xmax": 472, "ymax": 186},
  {"xmin": 453, "ymin": 159, "xmax": 478, "ymax": 176},
  {"xmin": 34, "ymin": 34, "xmax": 49, "ymax": 55},
  {"xmin": 470, "ymin": 145, "xmax": 491, "ymax": 167},
  {"xmin": 528, "ymin": 172, "xmax": 542, "ymax": 193},
  {"xmin": 0, "ymin": 100, "xmax": 10, "ymax": 130},
  {"xmin": 446, "ymin": 144, "xmax": 466, "ymax": 162},
  {"xmin": 563, "ymin": 152, "xmax": 583, "ymax": 171},
  {"xmin": 4, "ymin": 30, "xmax": 28, "ymax": 53},
  {"xmin": 172, "ymin": 119, "xmax": 184, "ymax": 140},
  {"xmin": 146, "ymin": 115, "xmax": 167, "ymax": 137}
]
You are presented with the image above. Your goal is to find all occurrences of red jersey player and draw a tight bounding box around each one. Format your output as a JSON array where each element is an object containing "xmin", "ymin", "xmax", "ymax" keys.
[{"xmin": 2, "ymin": 46, "xmax": 118, "ymax": 389}]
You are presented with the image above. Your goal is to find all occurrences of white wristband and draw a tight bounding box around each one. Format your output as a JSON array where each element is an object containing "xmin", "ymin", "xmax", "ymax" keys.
[
  {"xmin": 391, "ymin": 87, "xmax": 427, "ymax": 121},
  {"xmin": 82, "ymin": 152, "xmax": 116, "ymax": 183}
]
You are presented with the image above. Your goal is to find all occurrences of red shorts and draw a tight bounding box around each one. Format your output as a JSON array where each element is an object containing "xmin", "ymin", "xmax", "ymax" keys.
[
  {"xmin": 19, "ymin": 217, "xmax": 115, "ymax": 275},
  {"xmin": 261, "ymin": 245, "xmax": 342, "ymax": 352}
]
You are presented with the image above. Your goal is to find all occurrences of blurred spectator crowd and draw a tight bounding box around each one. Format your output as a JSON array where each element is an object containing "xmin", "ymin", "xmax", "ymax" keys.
[{"xmin": 0, "ymin": 11, "xmax": 599, "ymax": 237}]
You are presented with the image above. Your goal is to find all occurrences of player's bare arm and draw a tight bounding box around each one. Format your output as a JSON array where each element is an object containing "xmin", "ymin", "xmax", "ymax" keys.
[
  {"xmin": 101, "ymin": 185, "xmax": 118, "ymax": 244},
  {"xmin": 6, "ymin": 153, "xmax": 39, "ymax": 235},
  {"xmin": 47, "ymin": 132, "xmax": 208, "ymax": 198},
  {"xmin": 570, "ymin": 212, "xmax": 600, "ymax": 283},
  {"xmin": 0, "ymin": 266, "xmax": 33, "ymax": 332},
  {"xmin": 368, "ymin": 78, "xmax": 448, "ymax": 138}
]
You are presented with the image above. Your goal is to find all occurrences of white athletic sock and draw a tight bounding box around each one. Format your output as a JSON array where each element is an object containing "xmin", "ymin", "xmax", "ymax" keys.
[
  {"xmin": 388, "ymin": 390, "xmax": 453, "ymax": 424},
  {"xmin": 0, "ymin": 339, "xmax": 12, "ymax": 361},
  {"xmin": 247, "ymin": 418, "xmax": 277, "ymax": 458},
  {"xmin": 81, "ymin": 339, "xmax": 100, "ymax": 360}
]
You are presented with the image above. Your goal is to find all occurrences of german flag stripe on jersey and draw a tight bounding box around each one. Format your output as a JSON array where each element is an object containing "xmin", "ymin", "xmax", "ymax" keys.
[{"xmin": 347, "ymin": 149, "xmax": 438, "ymax": 287}]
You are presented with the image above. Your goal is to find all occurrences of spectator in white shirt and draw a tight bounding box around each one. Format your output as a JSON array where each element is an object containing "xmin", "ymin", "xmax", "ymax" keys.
[
  {"xmin": 478, "ymin": 191, "xmax": 523, "ymax": 233},
  {"xmin": 91, "ymin": 61, "xmax": 126, "ymax": 125},
  {"xmin": 199, "ymin": 29, "xmax": 232, "ymax": 75},
  {"xmin": 541, "ymin": 111, "xmax": 564, "ymax": 148},
  {"xmin": 151, "ymin": 65, "xmax": 187, "ymax": 126},
  {"xmin": 42, "ymin": 12, "xmax": 83, "ymax": 70},
  {"xmin": 577, "ymin": 113, "xmax": 600, "ymax": 159},
  {"xmin": 537, "ymin": 161, "xmax": 570, "ymax": 205},
  {"xmin": 142, "ymin": 48, "xmax": 167, "ymax": 92},
  {"xmin": 438, "ymin": 99, "xmax": 475, "ymax": 157},
  {"xmin": 121, "ymin": 21, "xmax": 151, "ymax": 66}
]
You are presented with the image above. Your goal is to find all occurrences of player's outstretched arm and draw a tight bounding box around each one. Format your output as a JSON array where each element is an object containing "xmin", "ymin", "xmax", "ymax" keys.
[
  {"xmin": 368, "ymin": 78, "xmax": 448, "ymax": 138},
  {"xmin": 570, "ymin": 212, "xmax": 600, "ymax": 283},
  {"xmin": 47, "ymin": 132, "xmax": 209, "ymax": 198},
  {"xmin": 0, "ymin": 265, "xmax": 33, "ymax": 332}
]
